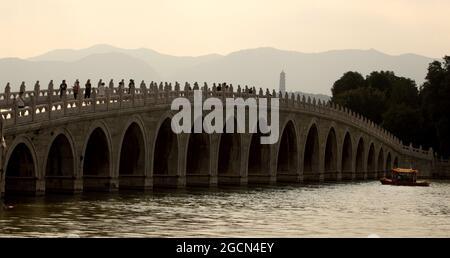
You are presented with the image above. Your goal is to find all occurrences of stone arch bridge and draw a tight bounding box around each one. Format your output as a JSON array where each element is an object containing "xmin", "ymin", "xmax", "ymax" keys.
[{"xmin": 0, "ymin": 81, "xmax": 433, "ymax": 196}]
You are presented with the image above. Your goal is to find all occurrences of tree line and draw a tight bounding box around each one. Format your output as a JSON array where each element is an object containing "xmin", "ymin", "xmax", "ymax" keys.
[{"xmin": 331, "ymin": 56, "xmax": 450, "ymax": 159}]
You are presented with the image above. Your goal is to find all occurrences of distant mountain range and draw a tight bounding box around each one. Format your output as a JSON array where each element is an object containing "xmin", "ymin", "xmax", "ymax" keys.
[{"xmin": 0, "ymin": 44, "xmax": 438, "ymax": 96}]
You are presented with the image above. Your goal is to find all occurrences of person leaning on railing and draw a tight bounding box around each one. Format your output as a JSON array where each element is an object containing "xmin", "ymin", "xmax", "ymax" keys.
[
  {"xmin": 16, "ymin": 92, "xmax": 25, "ymax": 109},
  {"xmin": 73, "ymin": 79, "xmax": 80, "ymax": 99}
]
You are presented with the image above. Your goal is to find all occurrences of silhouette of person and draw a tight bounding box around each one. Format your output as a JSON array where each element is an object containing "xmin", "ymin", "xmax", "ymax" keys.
[
  {"xmin": 85, "ymin": 79, "xmax": 92, "ymax": 99},
  {"xmin": 73, "ymin": 79, "xmax": 80, "ymax": 99},
  {"xmin": 118, "ymin": 79, "xmax": 125, "ymax": 93},
  {"xmin": 128, "ymin": 79, "xmax": 135, "ymax": 94},
  {"xmin": 59, "ymin": 80, "xmax": 67, "ymax": 98},
  {"xmin": 98, "ymin": 81, "xmax": 106, "ymax": 97}
]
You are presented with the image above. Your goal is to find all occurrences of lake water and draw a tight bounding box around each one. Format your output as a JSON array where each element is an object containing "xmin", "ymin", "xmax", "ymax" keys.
[{"xmin": 1, "ymin": 181, "xmax": 449, "ymax": 237}]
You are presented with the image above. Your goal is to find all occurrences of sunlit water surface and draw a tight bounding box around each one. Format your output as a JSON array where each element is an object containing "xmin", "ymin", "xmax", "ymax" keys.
[{"xmin": 1, "ymin": 181, "xmax": 449, "ymax": 237}]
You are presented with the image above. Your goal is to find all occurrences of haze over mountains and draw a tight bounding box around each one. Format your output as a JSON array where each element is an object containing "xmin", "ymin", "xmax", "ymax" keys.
[{"xmin": 0, "ymin": 44, "xmax": 437, "ymax": 96}]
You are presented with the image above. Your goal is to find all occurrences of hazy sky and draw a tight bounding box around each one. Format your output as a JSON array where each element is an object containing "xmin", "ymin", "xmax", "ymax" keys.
[{"xmin": 1, "ymin": 0, "xmax": 449, "ymax": 58}]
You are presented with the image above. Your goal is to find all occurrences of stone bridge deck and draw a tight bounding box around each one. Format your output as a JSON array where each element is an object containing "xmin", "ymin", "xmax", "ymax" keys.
[{"xmin": 0, "ymin": 81, "xmax": 434, "ymax": 196}]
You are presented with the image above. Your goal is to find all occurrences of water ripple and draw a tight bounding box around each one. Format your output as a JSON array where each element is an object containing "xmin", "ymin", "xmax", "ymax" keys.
[{"xmin": 1, "ymin": 181, "xmax": 449, "ymax": 237}]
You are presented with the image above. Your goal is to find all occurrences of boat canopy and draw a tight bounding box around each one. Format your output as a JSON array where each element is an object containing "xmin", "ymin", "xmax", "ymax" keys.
[{"xmin": 392, "ymin": 168, "xmax": 418, "ymax": 174}]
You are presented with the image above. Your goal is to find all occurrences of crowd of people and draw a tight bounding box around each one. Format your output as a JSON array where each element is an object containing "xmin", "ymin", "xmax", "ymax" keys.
[{"xmin": 13, "ymin": 80, "xmax": 262, "ymax": 109}]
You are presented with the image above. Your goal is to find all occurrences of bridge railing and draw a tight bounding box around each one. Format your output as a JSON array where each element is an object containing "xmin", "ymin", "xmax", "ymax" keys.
[{"xmin": 0, "ymin": 81, "xmax": 433, "ymax": 160}]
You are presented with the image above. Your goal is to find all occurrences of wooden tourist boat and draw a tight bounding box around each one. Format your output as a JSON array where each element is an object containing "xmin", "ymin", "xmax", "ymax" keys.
[{"xmin": 380, "ymin": 168, "xmax": 430, "ymax": 187}]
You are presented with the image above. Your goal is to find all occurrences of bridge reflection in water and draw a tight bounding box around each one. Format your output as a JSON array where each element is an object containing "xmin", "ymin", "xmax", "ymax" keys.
[{"xmin": 0, "ymin": 81, "xmax": 433, "ymax": 196}]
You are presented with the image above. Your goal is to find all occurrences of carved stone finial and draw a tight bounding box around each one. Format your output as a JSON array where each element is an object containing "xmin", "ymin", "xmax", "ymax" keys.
[
  {"xmin": 48, "ymin": 80, "xmax": 54, "ymax": 90},
  {"xmin": 20, "ymin": 81, "xmax": 26, "ymax": 93},
  {"xmin": 140, "ymin": 80, "xmax": 146, "ymax": 89},
  {"xmin": 34, "ymin": 81, "xmax": 40, "ymax": 92},
  {"xmin": 5, "ymin": 82, "xmax": 11, "ymax": 94}
]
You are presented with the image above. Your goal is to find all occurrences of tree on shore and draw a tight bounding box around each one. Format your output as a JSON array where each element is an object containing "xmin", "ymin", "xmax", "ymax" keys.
[{"xmin": 331, "ymin": 56, "xmax": 450, "ymax": 158}]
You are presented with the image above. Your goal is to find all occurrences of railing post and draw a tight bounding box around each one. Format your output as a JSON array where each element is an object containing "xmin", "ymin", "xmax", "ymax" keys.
[
  {"xmin": 13, "ymin": 99, "xmax": 18, "ymax": 125},
  {"xmin": 106, "ymin": 87, "xmax": 110, "ymax": 111},
  {"xmin": 131, "ymin": 85, "xmax": 136, "ymax": 107},
  {"xmin": 78, "ymin": 93, "xmax": 83, "ymax": 113},
  {"xmin": 141, "ymin": 81, "xmax": 147, "ymax": 106},
  {"xmin": 47, "ymin": 83, "xmax": 53, "ymax": 120},
  {"xmin": 118, "ymin": 86, "xmax": 123, "ymax": 108},
  {"xmin": 30, "ymin": 95, "xmax": 36, "ymax": 121},
  {"xmin": 34, "ymin": 81, "xmax": 40, "ymax": 105},
  {"xmin": 154, "ymin": 84, "xmax": 159, "ymax": 103},
  {"xmin": 92, "ymin": 90, "xmax": 97, "ymax": 112},
  {"xmin": 63, "ymin": 93, "xmax": 67, "ymax": 116},
  {"xmin": 4, "ymin": 82, "xmax": 11, "ymax": 106}
]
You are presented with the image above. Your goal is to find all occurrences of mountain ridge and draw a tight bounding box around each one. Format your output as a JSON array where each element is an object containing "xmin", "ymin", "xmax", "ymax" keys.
[{"xmin": 1, "ymin": 45, "xmax": 438, "ymax": 94}]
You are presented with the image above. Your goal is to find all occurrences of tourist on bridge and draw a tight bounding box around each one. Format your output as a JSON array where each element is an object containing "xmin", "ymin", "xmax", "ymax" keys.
[
  {"xmin": 16, "ymin": 92, "xmax": 25, "ymax": 109},
  {"xmin": 84, "ymin": 79, "xmax": 92, "ymax": 99},
  {"xmin": 118, "ymin": 79, "xmax": 125, "ymax": 93},
  {"xmin": 128, "ymin": 79, "xmax": 135, "ymax": 94},
  {"xmin": 97, "ymin": 79, "xmax": 103, "ymax": 88},
  {"xmin": 109, "ymin": 79, "xmax": 114, "ymax": 89},
  {"xmin": 59, "ymin": 80, "xmax": 67, "ymax": 98},
  {"xmin": 73, "ymin": 79, "xmax": 80, "ymax": 99},
  {"xmin": 98, "ymin": 80, "xmax": 106, "ymax": 97}
]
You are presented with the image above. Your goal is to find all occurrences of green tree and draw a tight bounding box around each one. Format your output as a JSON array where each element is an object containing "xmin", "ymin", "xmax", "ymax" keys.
[
  {"xmin": 382, "ymin": 104, "xmax": 422, "ymax": 146},
  {"xmin": 366, "ymin": 71, "xmax": 396, "ymax": 93},
  {"xmin": 332, "ymin": 56, "xmax": 450, "ymax": 158},
  {"xmin": 332, "ymin": 69, "xmax": 423, "ymax": 150},
  {"xmin": 331, "ymin": 71, "xmax": 366, "ymax": 96},
  {"xmin": 333, "ymin": 87, "xmax": 386, "ymax": 124},
  {"xmin": 389, "ymin": 77, "xmax": 420, "ymax": 108},
  {"xmin": 420, "ymin": 56, "xmax": 450, "ymax": 157}
]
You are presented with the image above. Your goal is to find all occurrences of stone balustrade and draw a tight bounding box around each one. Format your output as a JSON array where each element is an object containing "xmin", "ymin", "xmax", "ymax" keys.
[{"xmin": 0, "ymin": 80, "xmax": 433, "ymax": 161}]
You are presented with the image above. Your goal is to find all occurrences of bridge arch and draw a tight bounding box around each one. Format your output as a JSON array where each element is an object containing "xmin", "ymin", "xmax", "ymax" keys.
[
  {"xmin": 185, "ymin": 117, "xmax": 212, "ymax": 186},
  {"xmin": 377, "ymin": 147, "xmax": 384, "ymax": 178},
  {"xmin": 247, "ymin": 119, "xmax": 271, "ymax": 177},
  {"xmin": 217, "ymin": 118, "xmax": 242, "ymax": 181},
  {"xmin": 355, "ymin": 136, "xmax": 366, "ymax": 180},
  {"xmin": 323, "ymin": 126, "xmax": 338, "ymax": 181},
  {"xmin": 386, "ymin": 152, "xmax": 392, "ymax": 178},
  {"xmin": 276, "ymin": 119, "xmax": 299, "ymax": 177},
  {"xmin": 303, "ymin": 122, "xmax": 320, "ymax": 182},
  {"xmin": 341, "ymin": 131, "xmax": 353, "ymax": 180},
  {"xmin": 118, "ymin": 118, "xmax": 147, "ymax": 189},
  {"xmin": 367, "ymin": 142, "xmax": 376, "ymax": 179},
  {"xmin": 393, "ymin": 156, "xmax": 399, "ymax": 169},
  {"xmin": 153, "ymin": 115, "xmax": 180, "ymax": 177},
  {"xmin": 81, "ymin": 122, "xmax": 113, "ymax": 191},
  {"xmin": 3, "ymin": 136, "xmax": 39, "ymax": 195},
  {"xmin": 44, "ymin": 131, "xmax": 77, "ymax": 193}
]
